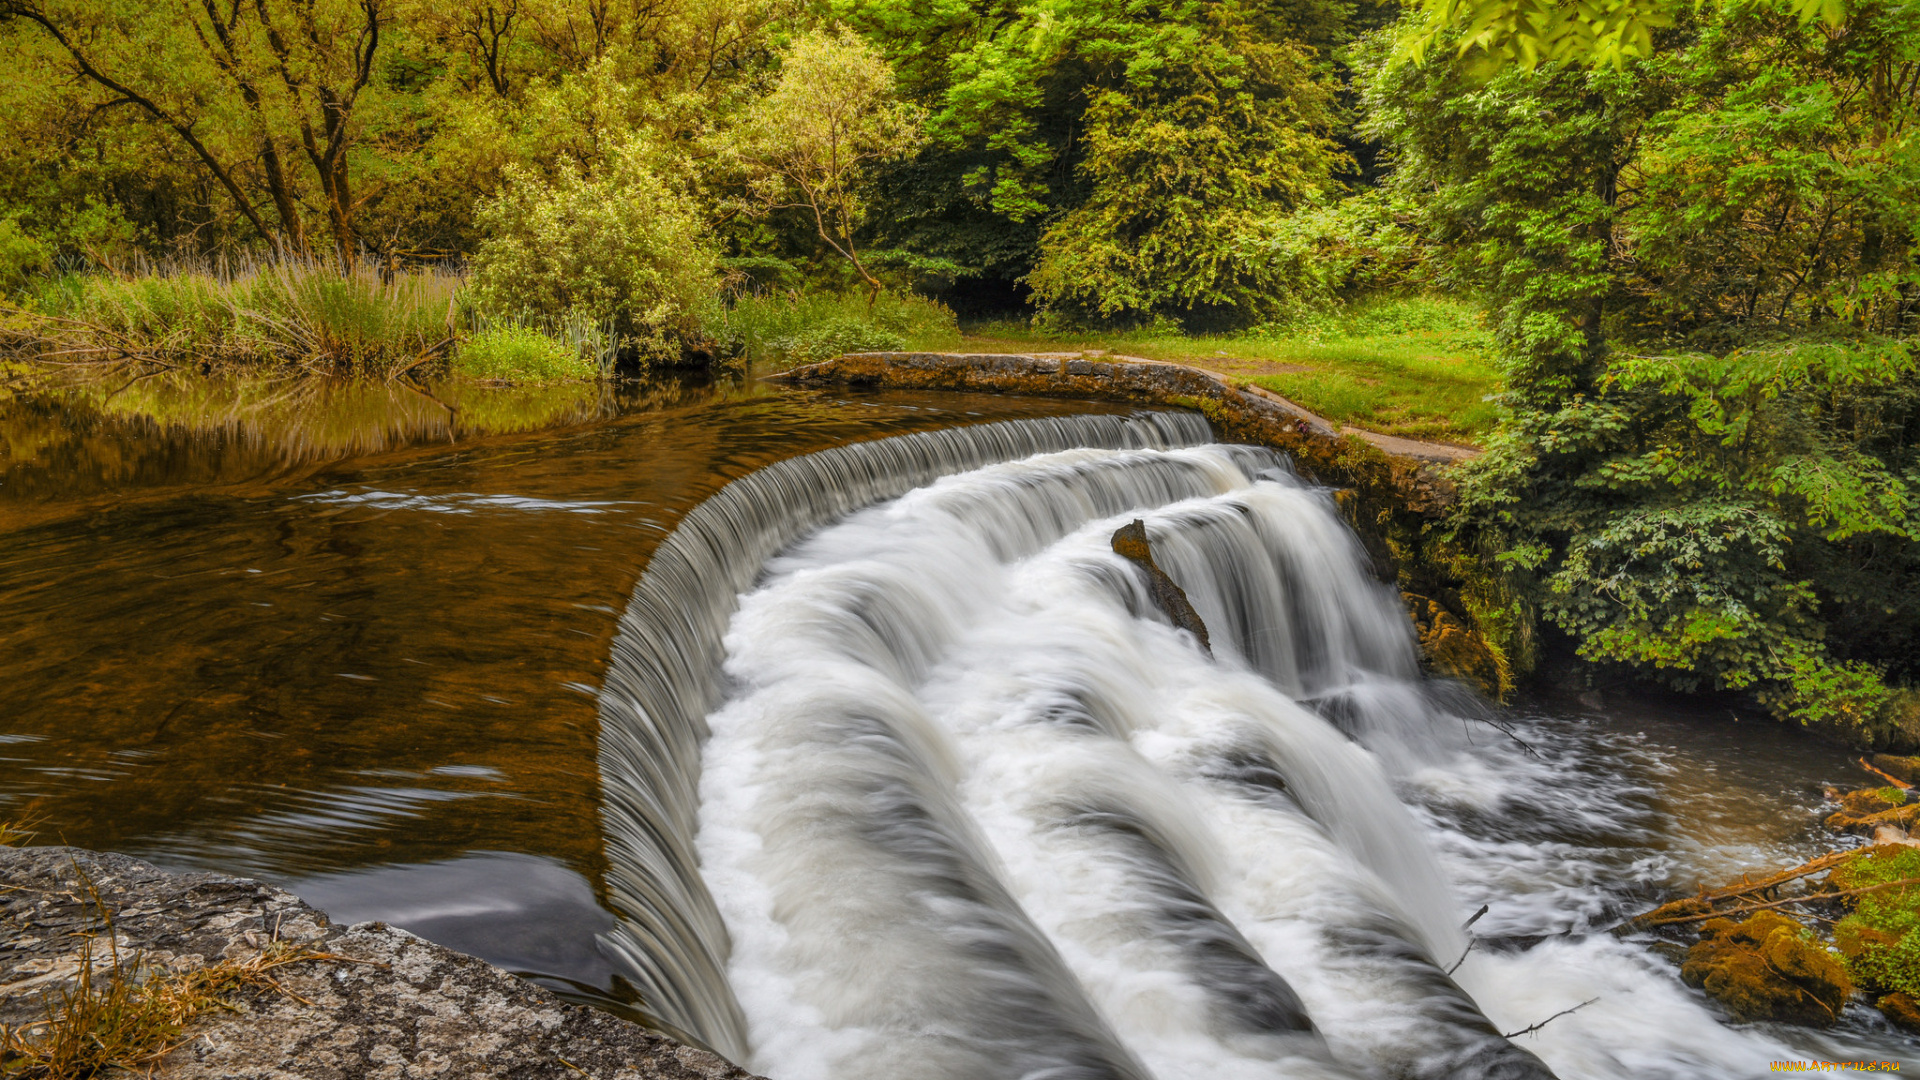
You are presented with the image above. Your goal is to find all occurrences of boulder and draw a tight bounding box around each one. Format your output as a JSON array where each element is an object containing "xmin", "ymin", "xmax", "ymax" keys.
[
  {"xmin": 1873, "ymin": 755, "xmax": 1920, "ymax": 786},
  {"xmin": 1877, "ymin": 992, "xmax": 1920, "ymax": 1033},
  {"xmin": 1111, "ymin": 519, "xmax": 1211, "ymax": 655},
  {"xmin": 1825, "ymin": 787, "xmax": 1920, "ymax": 834},
  {"xmin": 1404, "ymin": 593, "xmax": 1503, "ymax": 698},
  {"xmin": 1681, "ymin": 912, "xmax": 1853, "ymax": 1026}
]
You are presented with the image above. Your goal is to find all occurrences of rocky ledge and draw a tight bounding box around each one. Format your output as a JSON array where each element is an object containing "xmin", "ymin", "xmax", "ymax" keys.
[
  {"xmin": 0, "ymin": 846, "xmax": 760, "ymax": 1080},
  {"xmin": 773, "ymin": 351, "xmax": 1478, "ymax": 465}
]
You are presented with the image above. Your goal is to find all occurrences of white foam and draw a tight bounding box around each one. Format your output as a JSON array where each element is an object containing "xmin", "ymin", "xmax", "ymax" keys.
[{"xmin": 693, "ymin": 443, "xmax": 1898, "ymax": 1080}]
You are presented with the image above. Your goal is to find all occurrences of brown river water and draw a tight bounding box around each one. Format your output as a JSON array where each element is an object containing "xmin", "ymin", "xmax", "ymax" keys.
[
  {"xmin": 0, "ymin": 373, "xmax": 1130, "ymax": 1013},
  {"xmin": 0, "ymin": 371, "xmax": 1908, "ymax": 1073}
]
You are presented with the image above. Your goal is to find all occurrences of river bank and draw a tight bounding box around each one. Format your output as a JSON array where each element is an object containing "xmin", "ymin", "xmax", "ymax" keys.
[
  {"xmin": 0, "ymin": 846, "xmax": 757, "ymax": 1079},
  {"xmin": 4, "ymin": 369, "xmax": 1914, "ymax": 1077}
]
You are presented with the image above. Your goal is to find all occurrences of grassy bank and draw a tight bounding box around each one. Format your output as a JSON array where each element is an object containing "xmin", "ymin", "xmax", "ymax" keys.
[
  {"xmin": 955, "ymin": 297, "xmax": 1499, "ymax": 444},
  {"xmin": 8, "ymin": 261, "xmax": 458, "ymax": 378},
  {"xmin": 5, "ymin": 267, "xmax": 1499, "ymax": 445}
]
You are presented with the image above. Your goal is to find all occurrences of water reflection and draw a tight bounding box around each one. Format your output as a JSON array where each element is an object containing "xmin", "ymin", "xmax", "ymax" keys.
[
  {"xmin": 0, "ymin": 371, "xmax": 1130, "ymax": 1018},
  {"xmin": 287, "ymin": 852, "xmax": 621, "ymax": 1003},
  {"xmin": 1, "ymin": 370, "xmax": 730, "ymax": 516}
]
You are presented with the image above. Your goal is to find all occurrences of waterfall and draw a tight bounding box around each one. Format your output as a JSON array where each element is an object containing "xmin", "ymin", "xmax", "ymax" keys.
[
  {"xmin": 594, "ymin": 412, "xmax": 1211, "ymax": 1058},
  {"xmin": 598, "ymin": 412, "xmax": 1555, "ymax": 1078}
]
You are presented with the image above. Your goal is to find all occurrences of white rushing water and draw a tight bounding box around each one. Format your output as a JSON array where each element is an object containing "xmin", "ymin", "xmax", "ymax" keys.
[{"xmin": 603, "ymin": 418, "xmax": 1902, "ymax": 1080}]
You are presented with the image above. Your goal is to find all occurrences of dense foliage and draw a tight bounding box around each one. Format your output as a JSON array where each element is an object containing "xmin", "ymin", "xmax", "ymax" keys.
[
  {"xmin": 3, "ymin": 0, "xmax": 1918, "ymax": 729},
  {"xmin": 1367, "ymin": 1, "xmax": 1920, "ymax": 737},
  {"xmin": 467, "ymin": 144, "xmax": 717, "ymax": 360}
]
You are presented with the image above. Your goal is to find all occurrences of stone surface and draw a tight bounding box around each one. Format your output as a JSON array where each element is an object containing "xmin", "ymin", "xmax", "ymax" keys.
[
  {"xmin": 1825, "ymin": 787, "xmax": 1920, "ymax": 834},
  {"xmin": 1873, "ymin": 754, "xmax": 1920, "ymax": 786},
  {"xmin": 0, "ymin": 847, "xmax": 761, "ymax": 1080},
  {"xmin": 1878, "ymin": 991, "xmax": 1920, "ymax": 1033},
  {"xmin": 1403, "ymin": 592, "xmax": 1505, "ymax": 698},
  {"xmin": 775, "ymin": 351, "xmax": 1478, "ymax": 463},
  {"xmin": 771, "ymin": 351, "xmax": 1472, "ymax": 516}
]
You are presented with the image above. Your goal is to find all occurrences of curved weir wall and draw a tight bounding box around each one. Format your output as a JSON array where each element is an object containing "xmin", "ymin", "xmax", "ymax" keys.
[
  {"xmin": 593, "ymin": 412, "xmax": 1212, "ymax": 1056},
  {"xmin": 595, "ymin": 411, "xmax": 1554, "ymax": 1079}
]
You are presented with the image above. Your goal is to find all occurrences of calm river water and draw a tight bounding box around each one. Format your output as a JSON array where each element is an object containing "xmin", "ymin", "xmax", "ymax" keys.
[{"xmin": 0, "ymin": 371, "xmax": 1908, "ymax": 1074}]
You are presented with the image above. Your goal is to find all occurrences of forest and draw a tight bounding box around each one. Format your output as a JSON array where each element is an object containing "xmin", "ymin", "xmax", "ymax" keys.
[{"xmin": 1, "ymin": 0, "xmax": 1917, "ymax": 740}]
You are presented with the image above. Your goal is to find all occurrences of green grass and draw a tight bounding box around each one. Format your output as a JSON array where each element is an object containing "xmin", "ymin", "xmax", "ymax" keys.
[
  {"xmin": 711, "ymin": 290, "xmax": 964, "ymax": 367},
  {"xmin": 15, "ymin": 260, "xmax": 456, "ymax": 377},
  {"xmin": 958, "ymin": 295, "xmax": 1501, "ymax": 444},
  {"xmin": 1834, "ymin": 844, "xmax": 1920, "ymax": 998},
  {"xmin": 453, "ymin": 325, "xmax": 594, "ymax": 383}
]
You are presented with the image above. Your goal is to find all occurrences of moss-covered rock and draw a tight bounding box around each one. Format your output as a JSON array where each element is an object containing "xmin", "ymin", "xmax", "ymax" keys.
[
  {"xmin": 1877, "ymin": 991, "xmax": 1920, "ymax": 1032},
  {"xmin": 1404, "ymin": 592, "xmax": 1503, "ymax": 698},
  {"xmin": 1681, "ymin": 912, "xmax": 1853, "ymax": 1025},
  {"xmin": 1832, "ymin": 844, "xmax": 1920, "ymax": 1000},
  {"xmin": 1826, "ymin": 787, "xmax": 1920, "ymax": 834}
]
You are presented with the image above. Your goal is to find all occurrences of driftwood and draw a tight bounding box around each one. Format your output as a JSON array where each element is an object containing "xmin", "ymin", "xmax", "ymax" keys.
[
  {"xmin": 1503, "ymin": 998, "xmax": 1598, "ymax": 1039},
  {"xmin": 1698, "ymin": 850, "xmax": 1854, "ymax": 904},
  {"xmin": 1631, "ymin": 849, "xmax": 1873, "ymax": 928},
  {"xmin": 1860, "ymin": 756, "xmax": 1913, "ymax": 790}
]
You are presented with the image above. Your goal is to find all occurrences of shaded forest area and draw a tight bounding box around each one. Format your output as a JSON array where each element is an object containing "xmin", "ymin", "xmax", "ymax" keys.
[{"xmin": 1, "ymin": 0, "xmax": 1918, "ymax": 739}]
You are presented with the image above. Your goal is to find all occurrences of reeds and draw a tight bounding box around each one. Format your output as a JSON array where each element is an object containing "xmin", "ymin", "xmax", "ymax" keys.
[{"xmin": 8, "ymin": 257, "xmax": 459, "ymax": 378}]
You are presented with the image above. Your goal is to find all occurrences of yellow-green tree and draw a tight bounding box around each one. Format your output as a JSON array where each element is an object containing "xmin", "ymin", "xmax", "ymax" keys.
[
  {"xmin": 725, "ymin": 28, "xmax": 921, "ymax": 303},
  {"xmin": 0, "ymin": 0, "xmax": 391, "ymax": 260}
]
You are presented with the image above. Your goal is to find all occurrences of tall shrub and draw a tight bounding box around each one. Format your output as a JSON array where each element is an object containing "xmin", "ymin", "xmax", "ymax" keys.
[{"xmin": 467, "ymin": 144, "xmax": 720, "ymax": 364}]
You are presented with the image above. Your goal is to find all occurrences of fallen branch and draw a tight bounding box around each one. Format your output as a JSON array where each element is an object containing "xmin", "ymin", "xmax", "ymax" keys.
[
  {"xmin": 1860, "ymin": 757, "xmax": 1912, "ymax": 790},
  {"xmin": 1638, "ymin": 876, "xmax": 1920, "ymax": 928},
  {"xmin": 1502, "ymin": 997, "xmax": 1598, "ymax": 1039},
  {"xmin": 1445, "ymin": 940, "xmax": 1474, "ymax": 976},
  {"xmin": 1699, "ymin": 850, "xmax": 1853, "ymax": 904},
  {"xmin": 1630, "ymin": 850, "xmax": 1857, "ymax": 927},
  {"xmin": 1444, "ymin": 904, "xmax": 1491, "ymax": 976}
]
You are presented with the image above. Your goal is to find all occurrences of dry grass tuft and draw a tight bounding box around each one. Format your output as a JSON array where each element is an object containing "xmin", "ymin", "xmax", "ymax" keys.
[{"xmin": 0, "ymin": 938, "xmax": 348, "ymax": 1079}]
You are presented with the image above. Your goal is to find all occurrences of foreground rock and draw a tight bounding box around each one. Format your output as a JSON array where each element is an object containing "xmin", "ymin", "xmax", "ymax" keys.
[
  {"xmin": 1681, "ymin": 912, "xmax": 1854, "ymax": 1026},
  {"xmin": 1110, "ymin": 518, "xmax": 1211, "ymax": 654},
  {"xmin": 0, "ymin": 846, "xmax": 760, "ymax": 1080}
]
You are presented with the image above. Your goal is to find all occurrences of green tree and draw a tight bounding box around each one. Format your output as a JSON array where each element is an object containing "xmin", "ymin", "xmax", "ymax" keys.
[
  {"xmin": 1399, "ymin": 0, "xmax": 1850, "ymax": 72},
  {"xmin": 467, "ymin": 141, "xmax": 720, "ymax": 361},
  {"xmin": 1365, "ymin": 1, "xmax": 1920, "ymax": 735},
  {"xmin": 726, "ymin": 28, "xmax": 922, "ymax": 304},
  {"xmin": 0, "ymin": 0, "xmax": 790, "ymax": 265},
  {"xmin": 0, "ymin": 0, "xmax": 390, "ymax": 260},
  {"xmin": 1024, "ymin": 10, "xmax": 1342, "ymax": 324},
  {"xmin": 834, "ymin": 0, "xmax": 1358, "ymax": 295}
]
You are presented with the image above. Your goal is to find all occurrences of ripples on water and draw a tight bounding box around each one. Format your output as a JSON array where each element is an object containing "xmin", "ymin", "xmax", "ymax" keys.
[
  {"xmin": 0, "ymin": 372, "xmax": 1129, "ymax": 1017},
  {"xmin": 0, "ymin": 372, "xmax": 1911, "ymax": 1075}
]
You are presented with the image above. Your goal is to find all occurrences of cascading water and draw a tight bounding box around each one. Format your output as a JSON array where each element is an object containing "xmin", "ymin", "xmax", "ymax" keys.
[
  {"xmin": 593, "ymin": 412, "xmax": 1210, "ymax": 1057},
  {"xmin": 598, "ymin": 413, "xmax": 1887, "ymax": 1080}
]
